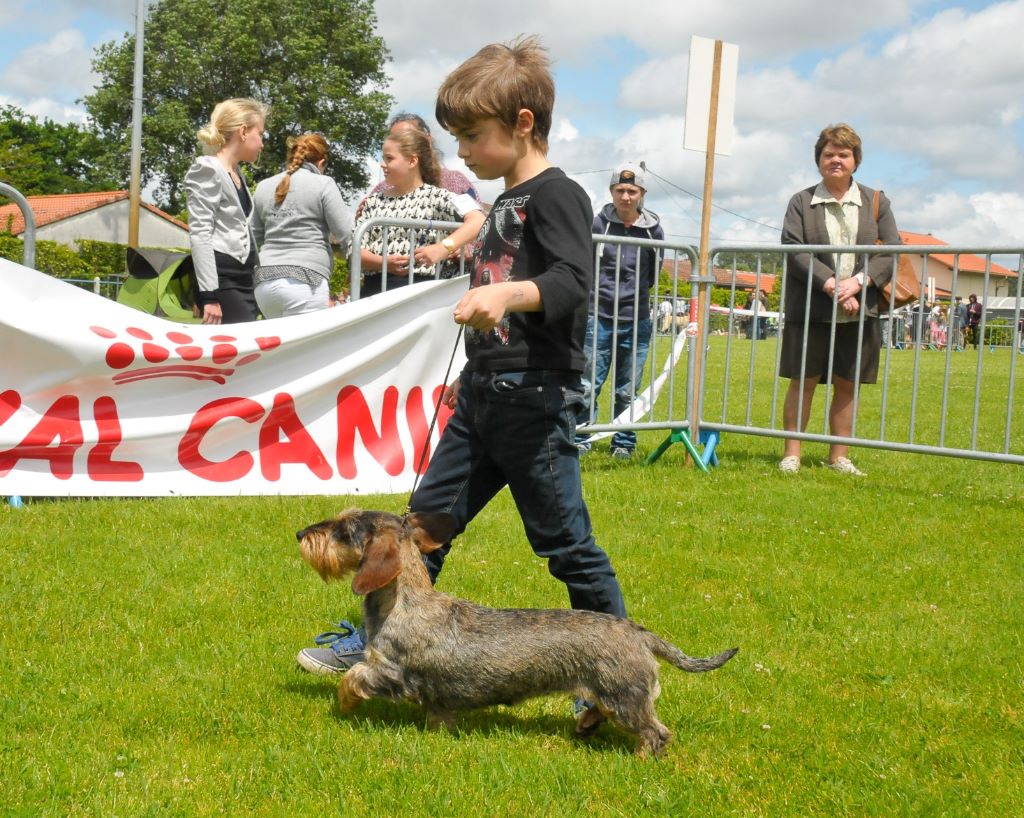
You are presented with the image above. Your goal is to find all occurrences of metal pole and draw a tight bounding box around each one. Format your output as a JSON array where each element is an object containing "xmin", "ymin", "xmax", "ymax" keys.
[
  {"xmin": 127, "ymin": 0, "xmax": 145, "ymax": 248},
  {"xmin": 0, "ymin": 182, "xmax": 36, "ymax": 269}
]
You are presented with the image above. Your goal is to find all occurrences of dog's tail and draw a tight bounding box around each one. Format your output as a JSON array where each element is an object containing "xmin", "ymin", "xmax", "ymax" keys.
[{"xmin": 647, "ymin": 634, "xmax": 738, "ymax": 673}]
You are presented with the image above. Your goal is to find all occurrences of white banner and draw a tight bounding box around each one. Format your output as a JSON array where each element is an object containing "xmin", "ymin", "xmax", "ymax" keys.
[{"xmin": 0, "ymin": 258, "xmax": 466, "ymax": 496}]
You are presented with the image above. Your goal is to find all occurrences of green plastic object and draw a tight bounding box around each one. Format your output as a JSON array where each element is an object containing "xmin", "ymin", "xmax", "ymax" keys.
[{"xmin": 117, "ymin": 247, "xmax": 201, "ymax": 323}]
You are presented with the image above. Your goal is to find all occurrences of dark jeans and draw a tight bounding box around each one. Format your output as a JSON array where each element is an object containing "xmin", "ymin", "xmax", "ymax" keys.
[
  {"xmin": 578, "ymin": 315, "xmax": 653, "ymax": 451},
  {"xmin": 410, "ymin": 369, "xmax": 627, "ymax": 618}
]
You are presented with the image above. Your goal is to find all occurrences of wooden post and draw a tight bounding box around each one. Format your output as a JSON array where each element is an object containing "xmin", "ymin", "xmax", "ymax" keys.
[{"xmin": 687, "ymin": 39, "xmax": 723, "ymax": 461}]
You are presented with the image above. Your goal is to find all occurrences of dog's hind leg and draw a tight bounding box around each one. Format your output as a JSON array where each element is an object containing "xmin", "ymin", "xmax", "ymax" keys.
[{"xmin": 605, "ymin": 690, "xmax": 672, "ymax": 758}]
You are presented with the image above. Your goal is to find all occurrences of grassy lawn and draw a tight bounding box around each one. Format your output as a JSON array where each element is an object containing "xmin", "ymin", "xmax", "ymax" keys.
[{"xmin": 2, "ymin": 342, "xmax": 1023, "ymax": 816}]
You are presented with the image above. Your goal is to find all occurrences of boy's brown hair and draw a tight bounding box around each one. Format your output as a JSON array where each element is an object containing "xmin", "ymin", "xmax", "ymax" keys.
[{"xmin": 435, "ymin": 35, "xmax": 554, "ymax": 153}]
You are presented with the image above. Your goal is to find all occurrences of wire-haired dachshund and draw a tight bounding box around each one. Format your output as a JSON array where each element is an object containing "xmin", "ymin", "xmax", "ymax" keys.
[{"xmin": 297, "ymin": 508, "xmax": 737, "ymax": 757}]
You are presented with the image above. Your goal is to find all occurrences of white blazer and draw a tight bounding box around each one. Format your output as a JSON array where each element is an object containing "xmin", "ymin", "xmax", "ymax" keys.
[{"xmin": 183, "ymin": 155, "xmax": 258, "ymax": 293}]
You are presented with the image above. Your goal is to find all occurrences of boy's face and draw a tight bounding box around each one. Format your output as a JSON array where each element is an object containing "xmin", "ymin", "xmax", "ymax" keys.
[
  {"xmin": 451, "ymin": 118, "xmax": 519, "ymax": 181},
  {"xmin": 610, "ymin": 183, "xmax": 643, "ymax": 218}
]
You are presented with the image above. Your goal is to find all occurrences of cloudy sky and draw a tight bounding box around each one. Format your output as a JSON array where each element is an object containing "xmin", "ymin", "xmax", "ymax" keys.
[{"xmin": 2, "ymin": 0, "xmax": 1023, "ymax": 250}]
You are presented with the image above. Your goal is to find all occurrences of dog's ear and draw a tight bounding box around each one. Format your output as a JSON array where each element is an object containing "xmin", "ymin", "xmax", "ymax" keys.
[
  {"xmin": 405, "ymin": 512, "xmax": 456, "ymax": 553},
  {"xmin": 351, "ymin": 531, "xmax": 402, "ymax": 595}
]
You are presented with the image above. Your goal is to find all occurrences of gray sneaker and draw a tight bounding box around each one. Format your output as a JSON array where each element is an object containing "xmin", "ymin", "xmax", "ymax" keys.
[
  {"xmin": 296, "ymin": 621, "xmax": 366, "ymax": 675},
  {"xmin": 611, "ymin": 447, "xmax": 633, "ymax": 460}
]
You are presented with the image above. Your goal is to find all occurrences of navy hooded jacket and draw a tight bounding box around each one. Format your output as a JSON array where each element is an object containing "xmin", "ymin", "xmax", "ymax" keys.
[{"xmin": 592, "ymin": 202, "xmax": 664, "ymax": 321}]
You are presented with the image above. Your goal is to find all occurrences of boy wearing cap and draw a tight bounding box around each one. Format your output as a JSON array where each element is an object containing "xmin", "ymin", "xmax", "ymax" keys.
[
  {"xmin": 577, "ymin": 163, "xmax": 665, "ymax": 459},
  {"xmin": 297, "ymin": 35, "xmax": 628, "ymax": 678}
]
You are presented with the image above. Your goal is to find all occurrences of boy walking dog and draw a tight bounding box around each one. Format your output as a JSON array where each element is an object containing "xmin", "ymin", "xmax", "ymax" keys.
[{"xmin": 298, "ymin": 36, "xmax": 628, "ymax": 679}]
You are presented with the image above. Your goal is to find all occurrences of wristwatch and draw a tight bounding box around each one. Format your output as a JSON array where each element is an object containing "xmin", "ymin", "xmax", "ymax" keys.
[{"xmin": 441, "ymin": 237, "xmax": 456, "ymax": 254}]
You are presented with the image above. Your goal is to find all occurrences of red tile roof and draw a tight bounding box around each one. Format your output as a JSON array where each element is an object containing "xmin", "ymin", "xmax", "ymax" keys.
[
  {"xmin": 899, "ymin": 231, "xmax": 1016, "ymax": 278},
  {"xmin": 0, "ymin": 191, "xmax": 187, "ymax": 236},
  {"xmin": 665, "ymin": 258, "xmax": 777, "ymax": 293}
]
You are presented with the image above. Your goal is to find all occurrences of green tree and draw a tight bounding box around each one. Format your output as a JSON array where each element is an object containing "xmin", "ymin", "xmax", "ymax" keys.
[
  {"xmin": 83, "ymin": 0, "xmax": 392, "ymax": 213},
  {"xmin": 0, "ymin": 105, "xmax": 120, "ymax": 195}
]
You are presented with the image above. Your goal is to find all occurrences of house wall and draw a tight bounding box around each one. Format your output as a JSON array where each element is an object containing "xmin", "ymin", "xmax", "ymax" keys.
[
  {"xmin": 903, "ymin": 255, "xmax": 1012, "ymax": 299},
  {"xmin": 36, "ymin": 201, "xmax": 189, "ymax": 250}
]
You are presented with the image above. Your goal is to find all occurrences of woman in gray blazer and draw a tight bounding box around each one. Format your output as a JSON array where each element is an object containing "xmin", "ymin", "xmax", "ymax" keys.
[
  {"xmin": 184, "ymin": 98, "xmax": 268, "ymax": 324},
  {"xmin": 778, "ymin": 123, "xmax": 901, "ymax": 476},
  {"xmin": 251, "ymin": 133, "xmax": 353, "ymax": 317}
]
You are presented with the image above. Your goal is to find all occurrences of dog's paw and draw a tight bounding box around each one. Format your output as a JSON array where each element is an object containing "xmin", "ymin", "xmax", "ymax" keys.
[
  {"xmin": 573, "ymin": 705, "xmax": 606, "ymax": 738},
  {"xmin": 336, "ymin": 677, "xmax": 365, "ymax": 714}
]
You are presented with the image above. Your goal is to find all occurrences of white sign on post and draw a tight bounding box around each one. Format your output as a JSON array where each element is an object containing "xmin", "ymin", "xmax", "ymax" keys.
[{"xmin": 683, "ymin": 35, "xmax": 739, "ymax": 155}]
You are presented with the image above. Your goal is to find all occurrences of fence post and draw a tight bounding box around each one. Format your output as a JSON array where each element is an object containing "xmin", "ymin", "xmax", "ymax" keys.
[{"xmin": 0, "ymin": 182, "xmax": 36, "ymax": 269}]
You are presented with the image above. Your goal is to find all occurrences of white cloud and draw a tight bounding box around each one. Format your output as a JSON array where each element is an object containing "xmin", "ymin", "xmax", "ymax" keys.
[{"xmin": 0, "ymin": 29, "xmax": 95, "ymax": 99}]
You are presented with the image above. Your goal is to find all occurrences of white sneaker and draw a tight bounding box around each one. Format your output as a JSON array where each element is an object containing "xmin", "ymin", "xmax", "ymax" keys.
[
  {"xmin": 827, "ymin": 457, "xmax": 865, "ymax": 476},
  {"xmin": 778, "ymin": 456, "xmax": 800, "ymax": 473}
]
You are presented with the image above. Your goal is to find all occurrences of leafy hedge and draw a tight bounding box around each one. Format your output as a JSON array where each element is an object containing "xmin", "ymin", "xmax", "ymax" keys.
[{"xmin": 0, "ymin": 234, "xmax": 92, "ymax": 279}]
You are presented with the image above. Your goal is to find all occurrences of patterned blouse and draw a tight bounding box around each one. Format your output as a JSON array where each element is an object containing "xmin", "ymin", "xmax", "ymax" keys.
[{"xmin": 357, "ymin": 184, "xmax": 479, "ymax": 276}]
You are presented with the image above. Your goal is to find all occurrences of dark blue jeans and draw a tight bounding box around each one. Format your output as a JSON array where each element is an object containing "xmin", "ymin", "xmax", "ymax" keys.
[
  {"xmin": 578, "ymin": 314, "xmax": 653, "ymax": 451},
  {"xmin": 410, "ymin": 369, "xmax": 628, "ymax": 618}
]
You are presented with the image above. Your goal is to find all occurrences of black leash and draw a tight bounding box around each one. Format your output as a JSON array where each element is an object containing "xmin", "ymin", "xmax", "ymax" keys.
[{"xmin": 406, "ymin": 324, "xmax": 464, "ymax": 513}]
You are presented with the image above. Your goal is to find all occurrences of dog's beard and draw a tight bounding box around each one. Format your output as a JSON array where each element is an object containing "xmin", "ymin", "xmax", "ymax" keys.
[{"xmin": 299, "ymin": 529, "xmax": 354, "ymax": 581}]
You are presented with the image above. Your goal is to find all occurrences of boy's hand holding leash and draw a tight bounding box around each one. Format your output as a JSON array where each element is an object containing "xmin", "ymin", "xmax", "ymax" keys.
[{"xmin": 453, "ymin": 281, "xmax": 542, "ymax": 331}]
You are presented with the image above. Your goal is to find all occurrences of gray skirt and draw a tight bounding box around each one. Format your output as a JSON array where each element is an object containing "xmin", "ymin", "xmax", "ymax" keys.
[{"xmin": 779, "ymin": 318, "xmax": 881, "ymax": 384}]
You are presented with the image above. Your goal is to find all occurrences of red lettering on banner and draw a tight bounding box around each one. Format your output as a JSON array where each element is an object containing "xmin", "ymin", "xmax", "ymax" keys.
[
  {"xmin": 336, "ymin": 385, "xmax": 404, "ymax": 479},
  {"xmin": 0, "ymin": 385, "xmax": 454, "ymax": 485},
  {"xmin": 259, "ymin": 393, "xmax": 332, "ymax": 481},
  {"xmin": 0, "ymin": 395, "xmax": 83, "ymax": 479},
  {"xmin": 86, "ymin": 397, "xmax": 144, "ymax": 481},
  {"xmin": 404, "ymin": 385, "xmax": 453, "ymax": 475},
  {"xmin": 0, "ymin": 390, "xmax": 20, "ymax": 425},
  {"xmin": 178, "ymin": 397, "xmax": 265, "ymax": 481},
  {"xmin": 406, "ymin": 386, "xmax": 430, "ymax": 475}
]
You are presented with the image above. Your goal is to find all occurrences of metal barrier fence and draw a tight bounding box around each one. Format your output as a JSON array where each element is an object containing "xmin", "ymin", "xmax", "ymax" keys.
[
  {"xmin": 349, "ymin": 217, "xmax": 472, "ymax": 300},
  {"xmin": 353, "ymin": 218, "xmax": 1023, "ymax": 467},
  {"xmin": 699, "ymin": 244, "xmax": 1024, "ymax": 466},
  {"xmin": 349, "ymin": 218, "xmax": 703, "ymax": 453}
]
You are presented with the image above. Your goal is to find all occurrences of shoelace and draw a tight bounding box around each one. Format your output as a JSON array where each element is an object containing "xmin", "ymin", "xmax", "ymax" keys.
[{"xmin": 313, "ymin": 621, "xmax": 364, "ymax": 651}]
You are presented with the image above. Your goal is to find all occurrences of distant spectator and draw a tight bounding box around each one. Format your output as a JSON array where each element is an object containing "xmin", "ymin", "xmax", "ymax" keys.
[
  {"xmin": 928, "ymin": 301, "xmax": 942, "ymax": 349},
  {"xmin": 744, "ymin": 288, "xmax": 768, "ymax": 340},
  {"xmin": 356, "ymin": 127, "xmax": 484, "ymax": 297},
  {"xmin": 576, "ymin": 162, "xmax": 663, "ymax": 459},
  {"xmin": 951, "ymin": 296, "xmax": 967, "ymax": 351},
  {"xmin": 366, "ymin": 112, "xmax": 479, "ymax": 202},
  {"xmin": 251, "ymin": 133, "xmax": 353, "ymax": 318},
  {"xmin": 966, "ymin": 293, "xmax": 982, "ymax": 349},
  {"xmin": 184, "ymin": 97, "xmax": 269, "ymax": 324}
]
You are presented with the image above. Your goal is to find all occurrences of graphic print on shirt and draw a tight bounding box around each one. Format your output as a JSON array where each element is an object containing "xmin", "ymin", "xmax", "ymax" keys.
[{"xmin": 467, "ymin": 196, "xmax": 527, "ymax": 348}]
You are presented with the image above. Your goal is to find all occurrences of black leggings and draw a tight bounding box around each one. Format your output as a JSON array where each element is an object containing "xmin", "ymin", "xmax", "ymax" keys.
[{"xmin": 214, "ymin": 285, "xmax": 258, "ymax": 323}]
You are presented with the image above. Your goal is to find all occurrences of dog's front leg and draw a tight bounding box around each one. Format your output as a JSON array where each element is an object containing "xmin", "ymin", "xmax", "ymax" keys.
[
  {"xmin": 337, "ymin": 664, "xmax": 373, "ymax": 713},
  {"xmin": 425, "ymin": 709, "xmax": 456, "ymax": 732},
  {"xmin": 336, "ymin": 652, "xmax": 407, "ymax": 713}
]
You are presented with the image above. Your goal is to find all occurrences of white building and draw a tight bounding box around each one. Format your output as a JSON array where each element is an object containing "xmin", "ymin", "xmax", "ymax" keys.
[{"xmin": 0, "ymin": 191, "xmax": 189, "ymax": 250}]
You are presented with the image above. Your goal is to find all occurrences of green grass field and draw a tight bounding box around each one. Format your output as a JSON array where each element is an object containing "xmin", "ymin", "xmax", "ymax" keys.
[{"xmin": 2, "ymin": 341, "xmax": 1023, "ymax": 816}]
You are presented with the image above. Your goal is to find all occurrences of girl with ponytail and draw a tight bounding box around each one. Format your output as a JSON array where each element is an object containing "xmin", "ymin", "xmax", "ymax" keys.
[
  {"xmin": 250, "ymin": 133, "xmax": 354, "ymax": 317},
  {"xmin": 183, "ymin": 97, "xmax": 268, "ymax": 324}
]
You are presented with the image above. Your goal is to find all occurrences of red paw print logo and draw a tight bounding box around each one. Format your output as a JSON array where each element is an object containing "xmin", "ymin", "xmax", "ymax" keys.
[{"xmin": 89, "ymin": 326, "xmax": 282, "ymax": 385}]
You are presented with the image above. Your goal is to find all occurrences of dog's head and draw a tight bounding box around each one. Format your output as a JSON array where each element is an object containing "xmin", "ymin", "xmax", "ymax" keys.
[{"xmin": 297, "ymin": 509, "xmax": 456, "ymax": 595}]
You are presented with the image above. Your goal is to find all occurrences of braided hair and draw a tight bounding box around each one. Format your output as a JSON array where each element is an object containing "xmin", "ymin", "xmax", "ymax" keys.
[{"xmin": 274, "ymin": 133, "xmax": 330, "ymax": 205}]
